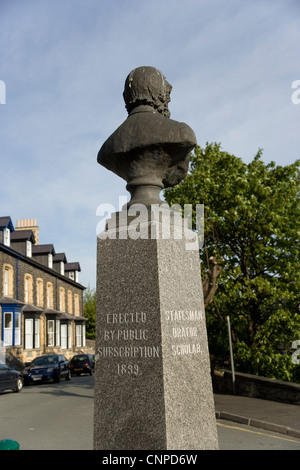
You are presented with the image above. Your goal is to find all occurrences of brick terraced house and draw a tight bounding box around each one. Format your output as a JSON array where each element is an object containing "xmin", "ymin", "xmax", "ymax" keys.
[{"xmin": 0, "ymin": 216, "xmax": 86, "ymax": 364}]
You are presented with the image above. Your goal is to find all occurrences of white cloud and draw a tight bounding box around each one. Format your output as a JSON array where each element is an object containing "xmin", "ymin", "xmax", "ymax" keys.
[{"xmin": 0, "ymin": 0, "xmax": 299, "ymax": 288}]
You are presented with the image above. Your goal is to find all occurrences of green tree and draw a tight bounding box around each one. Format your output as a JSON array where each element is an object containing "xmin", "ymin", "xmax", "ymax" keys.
[
  {"xmin": 84, "ymin": 286, "xmax": 96, "ymax": 340},
  {"xmin": 164, "ymin": 143, "xmax": 300, "ymax": 382}
]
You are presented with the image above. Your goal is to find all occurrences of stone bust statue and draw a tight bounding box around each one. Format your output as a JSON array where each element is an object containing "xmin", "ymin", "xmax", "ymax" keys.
[{"xmin": 97, "ymin": 66, "xmax": 197, "ymax": 207}]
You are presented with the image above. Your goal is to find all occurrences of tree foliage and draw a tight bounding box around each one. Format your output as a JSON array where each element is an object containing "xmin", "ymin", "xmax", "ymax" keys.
[
  {"xmin": 84, "ymin": 286, "xmax": 96, "ymax": 340},
  {"xmin": 164, "ymin": 143, "xmax": 300, "ymax": 382}
]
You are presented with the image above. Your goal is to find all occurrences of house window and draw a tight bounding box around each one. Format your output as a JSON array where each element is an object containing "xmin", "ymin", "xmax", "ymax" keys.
[
  {"xmin": 60, "ymin": 262, "xmax": 64, "ymax": 275},
  {"xmin": 48, "ymin": 254, "xmax": 53, "ymax": 269},
  {"xmin": 14, "ymin": 312, "xmax": 21, "ymax": 346},
  {"xmin": 2, "ymin": 310, "xmax": 21, "ymax": 347},
  {"xmin": 36, "ymin": 279, "xmax": 43, "ymax": 306},
  {"xmin": 60, "ymin": 322, "xmax": 72, "ymax": 349},
  {"xmin": 3, "ymin": 268, "xmax": 9, "ymax": 296},
  {"xmin": 56, "ymin": 319, "xmax": 60, "ymax": 346},
  {"xmin": 47, "ymin": 320, "xmax": 55, "ymax": 347},
  {"xmin": 69, "ymin": 272, "xmax": 75, "ymax": 281},
  {"xmin": 76, "ymin": 324, "xmax": 82, "ymax": 347},
  {"xmin": 3, "ymin": 228, "xmax": 10, "ymax": 247},
  {"xmin": 74, "ymin": 294, "xmax": 80, "ymax": 316},
  {"xmin": 3, "ymin": 312, "xmax": 12, "ymax": 346},
  {"xmin": 68, "ymin": 323, "xmax": 72, "ymax": 349},
  {"xmin": 24, "ymin": 274, "xmax": 33, "ymax": 304},
  {"xmin": 35, "ymin": 318, "xmax": 40, "ymax": 348},
  {"xmin": 25, "ymin": 318, "xmax": 40, "ymax": 349},
  {"xmin": 4, "ymin": 268, "xmax": 9, "ymax": 296},
  {"xmin": 59, "ymin": 287, "xmax": 65, "ymax": 312},
  {"xmin": 61, "ymin": 323, "xmax": 67, "ymax": 349},
  {"xmin": 75, "ymin": 324, "xmax": 86, "ymax": 348},
  {"xmin": 26, "ymin": 240, "xmax": 32, "ymax": 257},
  {"xmin": 46, "ymin": 283, "xmax": 53, "ymax": 308},
  {"xmin": 25, "ymin": 318, "xmax": 33, "ymax": 349},
  {"xmin": 3, "ymin": 264, "xmax": 13, "ymax": 297},
  {"xmin": 67, "ymin": 290, "xmax": 73, "ymax": 314}
]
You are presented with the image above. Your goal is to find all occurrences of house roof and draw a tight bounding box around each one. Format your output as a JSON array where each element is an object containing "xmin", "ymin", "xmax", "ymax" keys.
[
  {"xmin": 53, "ymin": 253, "xmax": 67, "ymax": 263},
  {"xmin": 0, "ymin": 216, "xmax": 14, "ymax": 232},
  {"xmin": 22, "ymin": 304, "xmax": 43, "ymax": 313},
  {"xmin": 64, "ymin": 262, "xmax": 81, "ymax": 272},
  {"xmin": 32, "ymin": 244, "xmax": 55, "ymax": 255},
  {"xmin": 1, "ymin": 216, "xmax": 84, "ymax": 288},
  {"xmin": 0, "ymin": 297, "xmax": 24, "ymax": 306},
  {"xmin": 11, "ymin": 230, "xmax": 35, "ymax": 243}
]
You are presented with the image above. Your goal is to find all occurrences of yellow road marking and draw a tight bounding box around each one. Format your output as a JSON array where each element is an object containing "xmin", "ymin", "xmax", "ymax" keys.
[{"xmin": 217, "ymin": 421, "xmax": 300, "ymax": 444}]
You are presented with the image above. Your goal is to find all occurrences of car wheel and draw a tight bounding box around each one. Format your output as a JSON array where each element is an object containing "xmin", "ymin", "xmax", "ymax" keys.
[{"xmin": 15, "ymin": 377, "xmax": 23, "ymax": 393}]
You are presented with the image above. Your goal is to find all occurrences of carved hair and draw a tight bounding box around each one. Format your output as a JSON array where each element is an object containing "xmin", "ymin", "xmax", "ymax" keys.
[{"xmin": 123, "ymin": 66, "xmax": 172, "ymax": 117}]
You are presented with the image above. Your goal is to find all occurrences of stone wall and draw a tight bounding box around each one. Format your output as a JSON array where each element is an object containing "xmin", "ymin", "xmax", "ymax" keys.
[{"xmin": 213, "ymin": 369, "xmax": 300, "ymax": 405}]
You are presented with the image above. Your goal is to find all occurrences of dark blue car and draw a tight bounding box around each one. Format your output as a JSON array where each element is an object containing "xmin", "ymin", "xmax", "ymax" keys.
[
  {"xmin": 0, "ymin": 362, "xmax": 23, "ymax": 393},
  {"xmin": 23, "ymin": 354, "xmax": 71, "ymax": 385}
]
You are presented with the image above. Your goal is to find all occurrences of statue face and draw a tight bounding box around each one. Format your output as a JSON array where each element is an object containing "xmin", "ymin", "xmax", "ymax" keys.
[{"xmin": 123, "ymin": 66, "xmax": 172, "ymax": 117}]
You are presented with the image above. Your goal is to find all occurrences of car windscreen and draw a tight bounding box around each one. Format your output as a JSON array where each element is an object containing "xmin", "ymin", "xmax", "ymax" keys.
[
  {"xmin": 72, "ymin": 355, "xmax": 88, "ymax": 362},
  {"xmin": 31, "ymin": 356, "xmax": 58, "ymax": 365}
]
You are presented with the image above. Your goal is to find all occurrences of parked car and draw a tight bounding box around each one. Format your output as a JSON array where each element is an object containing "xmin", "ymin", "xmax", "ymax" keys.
[
  {"xmin": 0, "ymin": 362, "xmax": 23, "ymax": 393},
  {"xmin": 70, "ymin": 354, "xmax": 94, "ymax": 376},
  {"xmin": 23, "ymin": 354, "xmax": 71, "ymax": 385}
]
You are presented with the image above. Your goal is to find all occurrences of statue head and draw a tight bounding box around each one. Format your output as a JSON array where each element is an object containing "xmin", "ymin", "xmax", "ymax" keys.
[{"xmin": 123, "ymin": 66, "xmax": 172, "ymax": 118}]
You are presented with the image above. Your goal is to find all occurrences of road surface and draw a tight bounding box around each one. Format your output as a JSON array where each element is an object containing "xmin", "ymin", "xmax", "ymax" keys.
[{"xmin": 0, "ymin": 375, "xmax": 299, "ymax": 451}]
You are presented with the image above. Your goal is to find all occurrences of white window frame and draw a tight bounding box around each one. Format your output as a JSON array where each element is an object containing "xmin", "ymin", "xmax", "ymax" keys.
[
  {"xmin": 61, "ymin": 324, "xmax": 67, "ymax": 350},
  {"xmin": 56, "ymin": 319, "xmax": 60, "ymax": 346},
  {"xmin": 47, "ymin": 320, "xmax": 55, "ymax": 347},
  {"xmin": 48, "ymin": 253, "xmax": 53, "ymax": 269},
  {"xmin": 83, "ymin": 324, "xmax": 86, "ymax": 347},
  {"xmin": 26, "ymin": 240, "xmax": 32, "ymax": 257},
  {"xmin": 3, "ymin": 228, "xmax": 10, "ymax": 247},
  {"xmin": 35, "ymin": 318, "xmax": 40, "ymax": 349},
  {"xmin": 14, "ymin": 312, "xmax": 21, "ymax": 346},
  {"xmin": 60, "ymin": 262, "xmax": 64, "ymax": 275},
  {"xmin": 26, "ymin": 318, "xmax": 40, "ymax": 349},
  {"xmin": 68, "ymin": 323, "xmax": 72, "ymax": 349},
  {"xmin": 25, "ymin": 318, "xmax": 33, "ymax": 350},
  {"xmin": 3, "ymin": 312, "xmax": 13, "ymax": 346},
  {"xmin": 76, "ymin": 324, "xmax": 82, "ymax": 347}
]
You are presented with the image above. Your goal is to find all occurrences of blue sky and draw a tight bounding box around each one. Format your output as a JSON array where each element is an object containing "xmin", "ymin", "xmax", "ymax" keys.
[{"xmin": 0, "ymin": 0, "xmax": 299, "ymax": 290}]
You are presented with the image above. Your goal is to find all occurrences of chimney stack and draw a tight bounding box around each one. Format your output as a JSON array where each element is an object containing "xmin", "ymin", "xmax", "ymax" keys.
[{"xmin": 16, "ymin": 218, "xmax": 39, "ymax": 245}]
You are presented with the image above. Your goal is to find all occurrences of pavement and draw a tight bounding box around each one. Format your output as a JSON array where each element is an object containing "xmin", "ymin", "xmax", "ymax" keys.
[{"xmin": 214, "ymin": 393, "xmax": 300, "ymax": 438}]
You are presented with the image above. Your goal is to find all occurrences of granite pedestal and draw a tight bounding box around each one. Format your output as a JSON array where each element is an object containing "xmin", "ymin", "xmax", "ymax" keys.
[{"xmin": 93, "ymin": 208, "xmax": 219, "ymax": 450}]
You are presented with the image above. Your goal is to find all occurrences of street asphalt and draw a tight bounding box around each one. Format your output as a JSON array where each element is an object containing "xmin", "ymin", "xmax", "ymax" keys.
[{"xmin": 214, "ymin": 393, "xmax": 300, "ymax": 439}]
